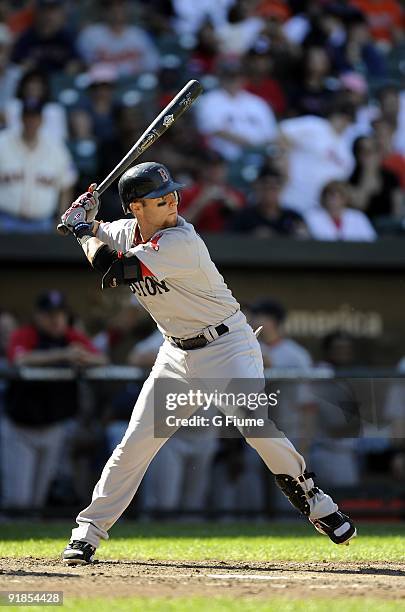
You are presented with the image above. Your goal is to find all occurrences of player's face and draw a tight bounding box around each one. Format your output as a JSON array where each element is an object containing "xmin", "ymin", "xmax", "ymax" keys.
[{"xmin": 132, "ymin": 192, "xmax": 179, "ymax": 229}]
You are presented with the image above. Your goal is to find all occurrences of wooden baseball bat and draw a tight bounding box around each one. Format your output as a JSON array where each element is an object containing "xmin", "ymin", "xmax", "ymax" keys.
[{"xmin": 57, "ymin": 79, "xmax": 203, "ymax": 235}]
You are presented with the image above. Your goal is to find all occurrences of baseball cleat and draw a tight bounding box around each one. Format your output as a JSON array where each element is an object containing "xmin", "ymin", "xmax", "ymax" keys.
[
  {"xmin": 310, "ymin": 511, "xmax": 357, "ymax": 545},
  {"xmin": 62, "ymin": 540, "xmax": 96, "ymax": 565}
]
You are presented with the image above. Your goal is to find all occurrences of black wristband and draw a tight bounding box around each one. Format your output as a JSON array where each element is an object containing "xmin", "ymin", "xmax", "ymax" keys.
[
  {"xmin": 73, "ymin": 222, "xmax": 92, "ymax": 238},
  {"xmin": 73, "ymin": 222, "xmax": 93, "ymax": 245}
]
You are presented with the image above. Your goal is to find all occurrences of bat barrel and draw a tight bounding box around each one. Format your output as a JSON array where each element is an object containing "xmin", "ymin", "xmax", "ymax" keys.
[{"xmin": 56, "ymin": 79, "xmax": 203, "ymax": 236}]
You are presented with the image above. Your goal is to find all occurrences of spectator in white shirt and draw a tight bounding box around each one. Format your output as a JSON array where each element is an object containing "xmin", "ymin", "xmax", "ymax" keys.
[
  {"xmin": 305, "ymin": 179, "xmax": 376, "ymax": 242},
  {"xmin": 195, "ymin": 60, "xmax": 278, "ymax": 161},
  {"xmin": 279, "ymin": 100, "xmax": 355, "ymax": 214},
  {"xmin": 77, "ymin": 0, "xmax": 159, "ymax": 77},
  {"xmin": 0, "ymin": 99, "xmax": 77, "ymax": 232}
]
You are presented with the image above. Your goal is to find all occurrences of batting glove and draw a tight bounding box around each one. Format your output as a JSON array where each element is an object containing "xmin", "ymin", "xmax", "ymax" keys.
[
  {"xmin": 70, "ymin": 184, "xmax": 100, "ymax": 223},
  {"xmin": 60, "ymin": 205, "xmax": 90, "ymax": 235}
]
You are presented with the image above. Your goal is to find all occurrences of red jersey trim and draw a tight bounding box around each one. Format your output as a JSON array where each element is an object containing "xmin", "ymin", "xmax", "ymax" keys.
[
  {"xmin": 132, "ymin": 226, "xmax": 163, "ymax": 278},
  {"xmin": 139, "ymin": 260, "xmax": 154, "ymax": 278}
]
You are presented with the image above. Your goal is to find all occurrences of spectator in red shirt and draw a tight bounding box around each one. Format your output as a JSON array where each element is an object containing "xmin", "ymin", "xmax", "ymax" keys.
[
  {"xmin": 180, "ymin": 151, "xmax": 245, "ymax": 233},
  {"xmin": 2, "ymin": 290, "xmax": 106, "ymax": 510}
]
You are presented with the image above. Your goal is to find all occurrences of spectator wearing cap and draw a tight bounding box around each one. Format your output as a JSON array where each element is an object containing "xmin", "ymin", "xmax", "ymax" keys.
[
  {"xmin": 0, "ymin": 99, "xmax": 77, "ymax": 232},
  {"xmin": 304, "ymin": 179, "xmax": 376, "ymax": 241},
  {"xmin": 11, "ymin": 0, "xmax": 81, "ymax": 75},
  {"xmin": 229, "ymin": 166, "xmax": 308, "ymax": 237},
  {"xmin": 1, "ymin": 290, "xmax": 106, "ymax": 510},
  {"xmin": 195, "ymin": 60, "xmax": 278, "ymax": 161},
  {"xmin": 278, "ymin": 99, "xmax": 355, "ymax": 214},
  {"xmin": 77, "ymin": 0, "xmax": 159, "ymax": 77},
  {"xmin": 0, "ymin": 24, "xmax": 21, "ymax": 126},
  {"xmin": 180, "ymin": 152, "xmax": 245, "ymax": 233},
  {"xmin": 251, "ymin": 299, "xmax": 312, "ymax": 369},
  {"xmin": 4, "ymin": 68, "xmax": 68, "ymax": 142}
]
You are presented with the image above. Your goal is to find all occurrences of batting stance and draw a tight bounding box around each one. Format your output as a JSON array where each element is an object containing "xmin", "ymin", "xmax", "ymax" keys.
[{"xmin": 61, "ymin": 162, "xmax": 356, "ymax": 564}]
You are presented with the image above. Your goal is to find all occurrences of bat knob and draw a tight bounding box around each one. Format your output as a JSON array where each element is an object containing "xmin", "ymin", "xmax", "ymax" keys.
[{"xmin": 56, "ymin": 223, "xmax": 70, "ymax": 236}]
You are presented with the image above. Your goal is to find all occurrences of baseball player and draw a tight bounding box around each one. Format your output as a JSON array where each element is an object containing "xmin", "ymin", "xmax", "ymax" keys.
[{"xmin": 61, "ymin": 162, "xmax": 356, "ymax": 564}]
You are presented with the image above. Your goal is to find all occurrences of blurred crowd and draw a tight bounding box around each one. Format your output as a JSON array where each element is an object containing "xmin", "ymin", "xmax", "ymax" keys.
[
  {"xmin": 0, "ymin": 290, "xmax": 403, "ymax": 515},
  {"xmin": 0, "ymin": 0, "xmax": 403, "ymax": 238}
]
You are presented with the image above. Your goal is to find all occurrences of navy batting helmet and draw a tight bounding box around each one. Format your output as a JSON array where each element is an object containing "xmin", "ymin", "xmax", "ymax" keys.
[{"xmin": 118, "ymin": 162, "xmax": 185, "ymax": 214}]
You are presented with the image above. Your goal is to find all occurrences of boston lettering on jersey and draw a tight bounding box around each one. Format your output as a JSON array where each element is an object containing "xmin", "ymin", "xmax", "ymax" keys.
[{"xmin": 130, "ymin": 275, "xmax": 170, "ymax": 297}]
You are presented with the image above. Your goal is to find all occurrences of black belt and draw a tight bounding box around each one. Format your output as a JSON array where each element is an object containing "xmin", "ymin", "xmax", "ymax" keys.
[{"xmin": 169, "ymin": 324, "xmax": 229, "ymax": 350}]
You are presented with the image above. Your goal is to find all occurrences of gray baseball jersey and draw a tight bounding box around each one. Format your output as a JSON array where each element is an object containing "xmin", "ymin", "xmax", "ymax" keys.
[{"xmin": 96, "ymin": 215, "xmax": 239, "ymax": 338}]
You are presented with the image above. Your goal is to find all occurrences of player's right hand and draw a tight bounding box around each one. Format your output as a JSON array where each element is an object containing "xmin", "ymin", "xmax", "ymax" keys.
[{"xmin": 82, "ymin": 183, "xmax": 100, "ymax": 222}]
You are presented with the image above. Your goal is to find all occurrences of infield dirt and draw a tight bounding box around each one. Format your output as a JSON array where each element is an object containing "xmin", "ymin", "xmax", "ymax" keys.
[{"xmin": 1, "ymin": 557, "xmax": 404, "ymax": 601}]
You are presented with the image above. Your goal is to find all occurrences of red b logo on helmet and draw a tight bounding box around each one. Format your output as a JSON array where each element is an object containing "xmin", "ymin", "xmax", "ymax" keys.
[{"xmin": 157, "ymin": 167, "xmax": 169, "ymax": 182}]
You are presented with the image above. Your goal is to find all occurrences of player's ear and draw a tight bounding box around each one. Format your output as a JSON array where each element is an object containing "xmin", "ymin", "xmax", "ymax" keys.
[{"xmin": 129, "ymin": 201, "xmax": 143, "ymax": 215}]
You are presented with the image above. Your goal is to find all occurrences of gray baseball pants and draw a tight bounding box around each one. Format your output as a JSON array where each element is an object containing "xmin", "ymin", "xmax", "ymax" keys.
[{"xmin": 71, "ymin": 311, "xmax": 337, "ymax": 547}]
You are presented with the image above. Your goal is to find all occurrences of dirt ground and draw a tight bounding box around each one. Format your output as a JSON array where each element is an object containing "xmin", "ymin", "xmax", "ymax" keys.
[{"xmin": 1, "ymin": 558, "xmax": 404, "ymax": 601}]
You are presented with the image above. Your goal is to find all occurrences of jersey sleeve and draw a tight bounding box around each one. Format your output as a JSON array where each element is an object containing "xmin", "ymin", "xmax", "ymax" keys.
[
  {"xmin": 96, "ymin": 219, "xmax": 136, "ymax": 252},
  {"xmin": 127, "ymin": 227, "xmax": 199, "ymax": 281}
]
